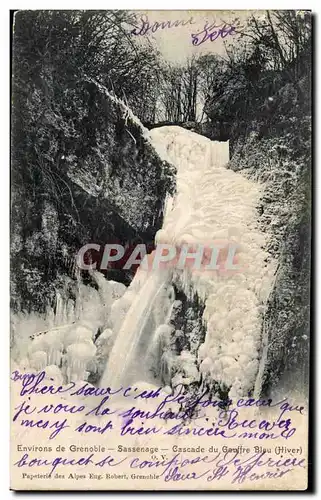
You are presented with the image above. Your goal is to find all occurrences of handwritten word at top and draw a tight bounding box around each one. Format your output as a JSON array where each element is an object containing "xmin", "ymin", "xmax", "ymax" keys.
[
  {"xmin": 131, "ymin": 15, "xmax": 195, "ymax": 36},
  {"xmin": 191, "ymin": 22, "xmax": 236, "ymax": 46}
]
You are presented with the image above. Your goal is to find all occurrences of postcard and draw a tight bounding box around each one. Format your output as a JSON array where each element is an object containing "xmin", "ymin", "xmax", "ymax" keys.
[{"xmin": 10, "ymin": 9, "xmax": 311, "ymax": 490}]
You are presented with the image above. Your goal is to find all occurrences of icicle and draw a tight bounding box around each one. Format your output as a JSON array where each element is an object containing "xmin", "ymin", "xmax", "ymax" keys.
[
  {"xmin": 64, "ymin": 341, "xmax": 97, "ymax": 383},
  {"xmin": 160, "ymin": 351, "xmax": 175, "ymax": 386},
  {"xmin": 29, "ymin": 351, "xmax": 47, "ymax": 371}
]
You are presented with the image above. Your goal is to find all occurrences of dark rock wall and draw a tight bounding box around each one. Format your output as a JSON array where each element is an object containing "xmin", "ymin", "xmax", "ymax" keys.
[
  {"xmin": 11, "ymin": 77, "xmax": 176, "ymax": 313},
  {"xmin": 206, "ymin": 75, "xmax": 311, "ymax": 396}
]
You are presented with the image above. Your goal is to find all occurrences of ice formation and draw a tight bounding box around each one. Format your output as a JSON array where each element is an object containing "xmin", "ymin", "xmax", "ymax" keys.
[
  {"xmin": 100, "ymin": 270, "xmax": 173, "ymax": 388},
  {"xmin": 43, "ymin": 365, "xmax": 64, "ymax": 385},
  {"xmin": 29, "ymin": 350, "xmax": 47, "ymax": 371},
  {"xmin": 11, "ymin": 277, "xmax": 126, "ymax": 384},
  {"xmin": 65, "ymin": 341, "xmax": 97, "ymax": 383},
  {"xmin": 12, "ymin": 125, "xmax": 276, "ymax": 399},
  {"xmin": 148, "ymin": 126, "xmax": 276, "ymax": 396},
  {"xmin": 103, "ymin": 126, "xmax": 276, "ymax": 396}
]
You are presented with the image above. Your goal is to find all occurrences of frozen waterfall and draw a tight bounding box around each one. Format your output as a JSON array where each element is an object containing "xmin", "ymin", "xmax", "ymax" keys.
[
  {"xmin": 13, "ymin": 125, "xmax": 277, "ymax": 398},
  {"xmin": 101, "ymin": 126, "xmax": 276, "ymax": 395}
]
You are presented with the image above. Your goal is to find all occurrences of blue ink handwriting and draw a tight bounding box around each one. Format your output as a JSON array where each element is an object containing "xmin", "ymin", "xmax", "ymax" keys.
[
  {"xmin": 131, "ymin": 15, "xmax": 195, "ymax": 36},
  {"xmin": 191, "ymin": 22, "xmax": 236, "ymax": 46}
]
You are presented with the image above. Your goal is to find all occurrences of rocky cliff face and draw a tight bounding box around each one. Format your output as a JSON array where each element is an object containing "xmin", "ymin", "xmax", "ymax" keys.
[
  {"xmin": 11, "ymin": 78, "xmax": 176, "ymax": 313},
  {"xmin": 206, "ymin": 75, "xmax": 311, "ymax": 396}
]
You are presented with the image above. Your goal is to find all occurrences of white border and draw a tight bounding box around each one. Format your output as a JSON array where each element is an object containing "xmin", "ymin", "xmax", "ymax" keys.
[{"xmin": 1, "ymin": 1, "xmax": 318, "ymax": 498}]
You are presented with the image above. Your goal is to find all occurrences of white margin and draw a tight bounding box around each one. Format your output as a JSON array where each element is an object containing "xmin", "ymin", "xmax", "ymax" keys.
[{"xmin": 1, "ymin": 1, "xmax": 318, "ymax": 498}]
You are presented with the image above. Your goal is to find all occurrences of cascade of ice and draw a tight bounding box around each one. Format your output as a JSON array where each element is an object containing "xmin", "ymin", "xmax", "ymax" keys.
[
  {"xmin": 13, "ymin": 124, "xmax": 277, "ymax": 398},
  {"xmin": 100, "ymin": 269, "xmax": 174, "ymax": 388},
  {"xmin": 150, "ymin": 126, "xmax": 276, "ymax": 397},
  {"xmin": 100, "ymin": 127, "xmax": 228, "ymax": 388},
  {"xmin": 102, "ymin": 126, "xmax": 276, "ymax": 397}
]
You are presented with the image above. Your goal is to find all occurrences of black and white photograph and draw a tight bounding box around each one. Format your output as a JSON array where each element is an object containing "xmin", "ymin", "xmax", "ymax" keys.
[{"xmin": 10, "ymin": 9, "xmax": 311, "ymax": 491}]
